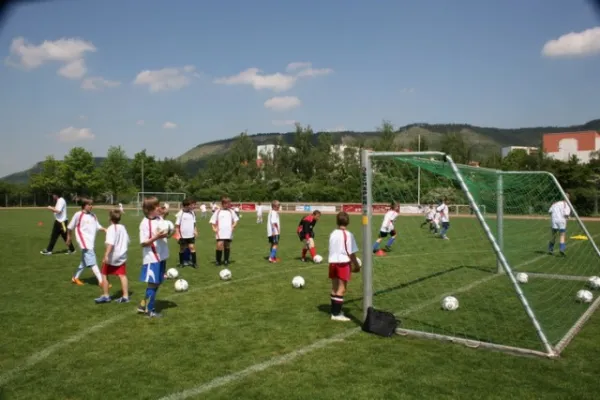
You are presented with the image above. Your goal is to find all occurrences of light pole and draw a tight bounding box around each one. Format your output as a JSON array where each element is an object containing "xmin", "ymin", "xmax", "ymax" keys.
[{"xmin": 417, "ymin": 134, "xmax": 421, "ymax": 205}]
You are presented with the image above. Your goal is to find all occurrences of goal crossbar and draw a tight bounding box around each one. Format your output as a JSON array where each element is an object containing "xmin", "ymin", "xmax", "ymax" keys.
[{"xmin": 360, "ymin": 150, "xmax": 600, "ymax": 358}]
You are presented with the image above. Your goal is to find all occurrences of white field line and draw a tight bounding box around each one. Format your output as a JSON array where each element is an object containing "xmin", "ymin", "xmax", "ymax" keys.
[
  {"xmin": 0, "ymin": 263, "xmax": 323, "ymax": 387},
  {"xmin": 157, "ymin": 252, "xmax": 552, "ymax": 400}
]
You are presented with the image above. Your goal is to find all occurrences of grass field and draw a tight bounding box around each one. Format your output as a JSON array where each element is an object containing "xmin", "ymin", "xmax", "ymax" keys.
[{"xmin": 2, "ymin": 208, "xmax": 600, "ymax": 399}]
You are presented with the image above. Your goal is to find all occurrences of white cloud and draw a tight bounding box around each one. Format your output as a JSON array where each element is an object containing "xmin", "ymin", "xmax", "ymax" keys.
[
  {"xmin": 7, "ymin": 36, "xmax": 96, "ymax": 69},
  {"xmin": 133, "ymin": 66, "xmax": 198, "ymax": 92},
  {"xmin": 272, "ymin": 119, "xmax": 298, "ymax": 126},
  {"xmin": 57, "ymin": 58, "xmax": 87, "ymax": 79},
  {"xmin": 136, "ymin": 120, "xmax": 145, "ymax": 126},
  {"xmin": 163, "ymin": 121, "xmax": 177, "ymax": 129},
  {"xmin": 214, "ymin": 62, "xmax": 333, "ymax": 93},
  {"xmin": 55, "ymin": 126, "xmax": 95, "ymax": 142},
  {"xmin": 264, "ymin": 96, "xmax": 302, "ymax": 111},
  {"xmin": 81, "ymin": 76, "xmax": 121, "ymax": 90},
  {"xmin": 542, "ymin": 27, "xmax": 600, "ymax": 57}
]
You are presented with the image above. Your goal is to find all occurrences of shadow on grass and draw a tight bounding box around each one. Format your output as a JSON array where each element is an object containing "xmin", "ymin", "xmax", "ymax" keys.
[
  {"xmin": 316, "ymin": 304, "xmax": 362, "ymax": 326},
  {"xmin": 155, "ymin": 299, "xmax": 178, "ymax": 312}
]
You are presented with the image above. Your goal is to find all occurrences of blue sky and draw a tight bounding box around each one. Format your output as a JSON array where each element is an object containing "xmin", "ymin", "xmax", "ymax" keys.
[{"xmin": 0, "ymin": 0, "xmax": 599, "ymax": 177}]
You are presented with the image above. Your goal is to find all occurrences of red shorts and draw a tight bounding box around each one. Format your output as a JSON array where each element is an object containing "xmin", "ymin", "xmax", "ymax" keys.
[
  {"xmin": 329, "ymin": 263, "xmax": 351, "ymax": 282},
  {"xmin": 101, "ymin": 263, "xmax": 127, "ymax": 276}
]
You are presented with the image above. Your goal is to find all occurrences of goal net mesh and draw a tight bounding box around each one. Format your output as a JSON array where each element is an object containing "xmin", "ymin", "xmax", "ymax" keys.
[{"xmin": 359, "ymin": 154, "xmax": 600, "ymax": 356}]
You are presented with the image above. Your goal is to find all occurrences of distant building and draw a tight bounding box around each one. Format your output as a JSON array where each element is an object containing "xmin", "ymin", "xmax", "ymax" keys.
[
  {"xmin": 256, "ymin": 144, "xmax": 296, "ymax": 167},
  {"xmin": 543, "ymin": 131, "xmax": 600, "ymax": 163},
  {"xmin": 501, "ymin": 146, "xmax": 539, "ymax": 158}
]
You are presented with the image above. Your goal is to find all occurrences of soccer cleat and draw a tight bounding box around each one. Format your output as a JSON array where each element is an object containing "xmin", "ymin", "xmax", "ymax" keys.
[
  {"xmin": 114, "ymin": 297, "xmax": 130, "ymax": 303},
  {"xmin": 94, "ymin": 295, "xmax": 111, "ymax": 304},
  {"xmin": 384, "ymin": 246, "xmax": 392, "ymax": 252},
  {"xmin": 269, "ymin": 257, "xmax": 280, "ymax": 263},
  {"xmin": 331, "ymin": 313, "xmax": 351, "ymax": 322},
  {"xmin": 40, "ymin": 250, "xmax": 52, "ymax": 255},
  {"xmin": 190, "ymin": 264, "xmax": 198, "ymax": 269},
  {"xmin": 71, "ymin": 277, "xmax": 85, "ymax": 286},
  {"xmin": 67, "ymin": 250, "xmax": 76, "ymax": 255},
  {"xmin": 560, "ymin": 251, "xmax": 566, "ymax": 257},
  {"xmin": 147, "ymin": 311, "xmax": 162, "ymax": 318},
  {"xmin": 137, "ymin": 300, "xmax": 147, "ymax": 313}
]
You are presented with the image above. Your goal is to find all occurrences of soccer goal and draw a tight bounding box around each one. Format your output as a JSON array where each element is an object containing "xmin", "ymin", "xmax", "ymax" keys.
[
  {"xmin": 136, "ymin": 192, "xmax": 187, "ymax": 216},
  {"xmin": 360, "ymin": 150, "xmax": 600, "ymax": 358}
]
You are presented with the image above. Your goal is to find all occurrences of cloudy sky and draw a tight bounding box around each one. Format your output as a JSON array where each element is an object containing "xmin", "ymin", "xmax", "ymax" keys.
[{"xmin": 0, "ymin": 0, "xmax": 599, "ymax": 177}]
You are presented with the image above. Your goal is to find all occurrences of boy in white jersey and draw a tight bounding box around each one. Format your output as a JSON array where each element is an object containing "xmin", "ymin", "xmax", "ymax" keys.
[
  {"xmin": 210, "ymin": 196, "xmax": 239, "ymax": 266},
  {"xmin": 200, "ymin": 203, "xmax": 207, "ymax": 219},
  {"xmin": 328, "ymin": 211, "xmax": 361, "ymax": 322},
  {"xmin": 267, "ymin": 200, "xmax": 281, "ymax": 263},
  {"xmin": 138, "ymin": 197, "xmax": 170, "ymax": 318},
  {"xmin": 421, "ymin": 204, "xmax": 435, "ymax": 232},
  {"xmin": 436, "ymin": 197, "xmax": 450, "ymax": 240},
  {"xmin": 256, "ymin": 202, "xmax": 263, "ymax": 223},
  {"xmin": 548, "ymin": 194, "xmax": 571, "ymax": 256},
  {"xmin": 96, "ymin": 209, "xmax": 130, "ymax": 304},
  {"xmin": 66, "ymin": 198, "xmax": 107, "ymax": 286},
  {"xmin": 118, "ymin": 203, "xmax": 125, "ymax": 214},
  {"xmin": 373, "ymin": 202, "xmax": 400, "ymax": 256},
  {"xmin": 176, "ymin": 198, "xmax": 198, "ymax": 268}
]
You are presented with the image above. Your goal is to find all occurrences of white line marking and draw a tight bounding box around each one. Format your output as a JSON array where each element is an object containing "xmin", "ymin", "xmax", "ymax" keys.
[{"xmin": 0, "ymin": 263, "xmax": 322, "ymax": 386}]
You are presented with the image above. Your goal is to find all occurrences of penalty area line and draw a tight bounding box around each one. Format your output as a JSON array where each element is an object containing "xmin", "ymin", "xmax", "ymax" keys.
[{"xmin": 0, "ymin": 263, "xmax": 322, "ymax": 387}]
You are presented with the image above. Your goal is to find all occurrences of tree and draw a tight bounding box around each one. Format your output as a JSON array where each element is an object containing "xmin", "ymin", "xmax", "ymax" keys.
[
  {"xmin": 101, "ymin": 146, "xmax": 130, "ymax": 203},
  {"xmin": 131, "ymin": 150, "xmax": 164, "ymax": 192},
  {"xmin": 30, "ymin": 156, "xmax": 65, "ymax": 195},
  {"xmin": 62, "ymin": 147, "xmax": 103, "ymax": 197}
]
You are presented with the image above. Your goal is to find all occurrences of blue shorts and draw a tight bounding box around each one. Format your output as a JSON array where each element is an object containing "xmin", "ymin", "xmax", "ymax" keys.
[
  {"xmin": 140, "ymin": 261, "xmax": 167, "ymax": 284},
  {"xmin": 81, "ymin": 249, "xmax": 97, "ymax": 267}
]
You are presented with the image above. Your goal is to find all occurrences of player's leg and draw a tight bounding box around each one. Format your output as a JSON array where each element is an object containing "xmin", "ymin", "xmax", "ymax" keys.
[
  {"xmin": 269, "ymin": 236, "xmax": 279, "ymax": 262},
  {"xmin": 42, "ymin": 220, "xmax": 62, "ymax": 254},
  {"xmin": 114, "ymin": 264, "xmax": 129, "ymax": 303},
  {"xmin": 72, "ymin": 256, "xmax": 86, "ymax": 285},
  {"xmin": 215, "ymin": 240, "xmax": 224, "ymax": 265},
  {"xmin": 420, "ymin": 218, "xmax": 428, "ymax": 228},
  {"xmin": 223, "ymin": 240, "xmax": 231, "ymax": 265},
  {"xmin": 384, "ymin": 230, "xmax": 397, "ymax": 251},
  {"xmin": 300, "ymin": 234, "xmax": 308, "ymax": 261},
  {"xmin": 548, "ymin": 228, "xmax": 557, "ymax": 254},
  {"xmin": 189, "ymin": 242, "xmax": 197, "ymax": 267},
  {"xmin": 59, "ymin": 221, "xmax": 75, "ymax": 253},
  {"xmin": 330, "ymin": 264, "xmax": 351, "ymax": 321},
  {"xmin": 95, "ymin": 269, "xmax": 111, "ymax": 303},
  {"xmin": 138, "ymin": 262, "xmax": 163, "ymax": 317},
  {"xmin": 373, "ymin": 232, "xmax": 386, "ymax": 255},
  {"xmin": 559, "ymin": 229, "xmax": 567, "ymax": 256},
  {"xmin": 178, "ymin": 240, "xmax": 186, "ymax": 267},
  {"xmin": 307, "ymin": 237, "xmax": 317, "ymax": 261},
  {"xmin": 440, "ymin": 222, "xmax": 450, "ymax": 239}
]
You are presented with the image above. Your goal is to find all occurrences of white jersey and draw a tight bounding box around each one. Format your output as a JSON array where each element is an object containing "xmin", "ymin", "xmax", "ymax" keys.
[
  {"xmin": 140, "ymin": 217, "xmax": 169, "ymax": 264},
  {"xmin": 105, "ymin": 223, "xmax": 129, "ymax": 266},
  {"xmin": 200, "ymin": 204, "xmax": 207, "ymax": 213},
  {"xmin": 256, "ymin": 205, "xmax": 263, "ymax": 216},
  {"xmin": 210, "ymin": 208, "xmax": 239, "ymax": 240},
  {"xmin": 380, "ymin": 210, "xmax": 399, "ymax": 233},
  {"xmin": 436, "ymin": 204, "xmax": 449, "ymax": 223},
  {"xmin": 426, "ymin": 208, "xmax": 435, "ymax": 220},
  {"xmin": 549, "ymin": 200, "xmax": 570, "ymax": 226},
  {"xmin": 54, "ymin": 197, "xmax": 67, "ymax": 222},
  {"xmin": 68, "ymin": 211, "xmax": 103, "ymax": 250},
  {"xmin": 176, "ymin": 209, "xmax": 196, "ymax": 239},
  {"xmin": 328, "ymin": 228, "xmax": 359, "ymax": 263},
  {"xmin": 118, "ymin": 203, "xmax": 124, "ymax": 212},
  {"xmin": 234, "ymin": 207, "xmax": 240, "ymax": 214},
  {"xmin": 267, "ymin": 210, "xmax": 280, "ymax": 237}
]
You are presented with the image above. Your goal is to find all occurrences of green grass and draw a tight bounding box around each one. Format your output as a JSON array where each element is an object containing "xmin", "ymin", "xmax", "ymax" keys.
[{"xmin": 1, "ymin": 209, "xmax": 600, "ymax": 399}]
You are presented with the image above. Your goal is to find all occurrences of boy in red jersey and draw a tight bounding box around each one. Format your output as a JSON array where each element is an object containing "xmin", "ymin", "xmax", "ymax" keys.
[{"xmin": 297, "ymin": 210, "xmax": 321, "ymax": 262}]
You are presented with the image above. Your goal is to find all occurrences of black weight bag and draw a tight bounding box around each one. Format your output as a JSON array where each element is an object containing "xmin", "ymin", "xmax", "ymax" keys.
[{"xmin": 362, "ymin": 306, "xmax": 400, "ymax": 337}]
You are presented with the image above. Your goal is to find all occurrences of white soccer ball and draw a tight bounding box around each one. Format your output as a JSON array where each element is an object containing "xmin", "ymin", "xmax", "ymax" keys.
[
  {"xmin": 576, "ymin": 289, "xmax": 593, "ymax": 303},
  {"xmin": 174, "ymin": 278, "xmax": 189, "ymax": 292},
  {"xmin": 441, "ymin": 296, "xmax": 459, "ymax": 311},
  {"xmin": 588, "ymin": 276, "xmax": 600, "ymax": 290},
  {"xmin": 356, "ymin": 257, "xmax": 362, "ymax": 267},
  {"xmin": 292, "ymin": 276, "xmax": 305, "ymax": 289},
  {"xmin": 313, "ymin": 255, "xmax": 323, "ymax": 263},
  {"xmin": 516, "ymin": 272, "xmax": 528, "ymax": 284},
  {"xmin": 219, "ymin": 268, "xmax": 232, "ymax": 281},
  {"xmin": 157, "ymin": 220, "xmax": 175, "ymax": 237},
  {"xmin": 166, "ymin": 268, "xmax": 179, "ymax": 279}
]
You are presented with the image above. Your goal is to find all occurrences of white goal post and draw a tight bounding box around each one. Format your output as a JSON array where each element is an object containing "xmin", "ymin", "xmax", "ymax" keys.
[
  {"xmin": 136, "ymin": 192, "xmax": 187, "ymax": 216},
  {"xmin": 360, "ymin": 150, "xmax": 600, "ymax": 358}
]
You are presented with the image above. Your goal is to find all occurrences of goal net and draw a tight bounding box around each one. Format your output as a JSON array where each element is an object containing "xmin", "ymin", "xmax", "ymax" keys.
[
  {"xmin": 136, "ymin": 192, "xmax": 187, "ymax": 216},
  {"xmin": 359, "ymin": 151, "xmax": 600, "ymax": 357}
]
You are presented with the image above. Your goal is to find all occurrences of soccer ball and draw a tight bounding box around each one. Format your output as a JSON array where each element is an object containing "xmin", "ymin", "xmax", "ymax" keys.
[
  {"xmin": 516, "ymin": 272, "xmax": 528, "ymax": 284},
  {"xmin": 313, "ymin": 255, "xmax": 323, "ymax": 263},
  {"xmin": 219, "ymin": 268, "xmax": 232, "ymax": 281},
  {"xmin": 292, "ymin": 276, "xmax": 305, "ymax": 288},
  {"xmin": 588, "ymin": 276, "xmax": 600, "ymax": 290},
  {"xmin": 157, "ymin": 220, "xmax": 175, "ymax": 237},
  {"xmin": 166, "ymin": 268, "xmax": 179, "ymax": 279},
  {"xmin": 576, "ymin": 289, "xmax": 593, "ymax": 303},
  {"xmin": 356, "ymin": 257, "xmax": 362, "ymax": 267},
  {"xmin": 174, "ymin": 278, "xmax": 189, "ymax": 292},
  {"xmin": 441, "ymin": 296, "xmax": 459, "ymax": 311}
]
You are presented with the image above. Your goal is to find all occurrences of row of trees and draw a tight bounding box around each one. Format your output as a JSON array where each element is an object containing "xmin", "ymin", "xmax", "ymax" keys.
[{"xmin": 1, "ymin": 122, "xmax": 600, "ymax": 215}]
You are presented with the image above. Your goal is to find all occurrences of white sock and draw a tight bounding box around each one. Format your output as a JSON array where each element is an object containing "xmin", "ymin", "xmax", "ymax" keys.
[
  {"xmin": 91, "ymin": 265, "xmax": 102, "ymax": 283},
  {"xmin": 74, "ymin": 263, "xmax": 85, "ymax": 279}
]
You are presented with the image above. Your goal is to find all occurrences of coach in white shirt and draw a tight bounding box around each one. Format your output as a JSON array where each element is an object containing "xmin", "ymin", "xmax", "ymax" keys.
[{"xmin": 41, "ymin": 192, "xmax": 76, "ymax": 255}]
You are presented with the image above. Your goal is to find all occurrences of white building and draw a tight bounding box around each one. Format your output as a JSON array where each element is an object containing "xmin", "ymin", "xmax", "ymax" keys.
[
  {"xmin": 256, "ymin": 144, "xmax": 296, "ymax": 166},
  {"xmin": 501, "ymin": 146, "xmax": 538, "ymax": 158},
  {"xmin": 543, "ymin": 131, "xmax": 600, "ymax": 164}
]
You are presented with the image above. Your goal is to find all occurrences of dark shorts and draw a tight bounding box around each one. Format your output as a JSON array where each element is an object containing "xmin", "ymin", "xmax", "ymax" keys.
[
  {"xmin": 379, "ymin": 230, "xmax": 397, "ymax": 238},
  {"xmin": 217, "ymin": 239, "xmax": 232, "ymax": 243},
  {"xmin": 298, "ymin": 232, "xmax": 314, "ymax": 242},
  {"xmin": 269, "ymin": 235, "xmax": 280, "ymax": 245},
  {"xmin": 178, "ymin": 237, "xmax": 196, "ymax": 245},
  {"xmin": 442, "ymin": 222, "xmax": 450, "ymax": 229}
]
